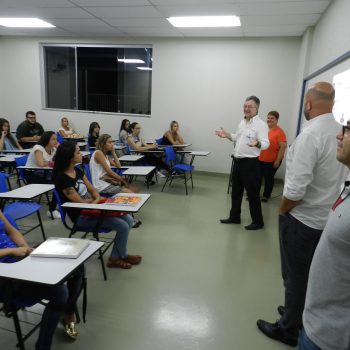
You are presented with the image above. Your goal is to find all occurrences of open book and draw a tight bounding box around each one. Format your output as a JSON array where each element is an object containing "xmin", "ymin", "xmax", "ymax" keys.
[
  {"xmin": 31, "ymin": 237, "xmax": 89, "ymax": 259},
  {"xmin": 105, "ymin": 195, "xmax": 142, "ymax": 206}
]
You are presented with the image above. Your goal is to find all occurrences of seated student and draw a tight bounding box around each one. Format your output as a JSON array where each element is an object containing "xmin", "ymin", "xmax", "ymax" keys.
[
  {"xmin": 87, "ymin": 122, "xmax": 100, "ymax": 148},
  {"xmin": 90, "ymin": 134, "xmax": 137, "ymax": 196},
  {"xmin": 119, "ymin": 119, "xmax": 130, "ymax": 144},
  {"xmin": 0, "ymin": 118, "xmax": 23, "ymax": 151},
  {"xmin": 162, "ymin": 120, "xmax": 185, "ymax": 145},
  {"xmin": 25, "ymin": 131, "xmax": 60, "ymax": 219},
  {"xmin": 91, "ymin": 134, "xmax": 142, "ymax": 228},
  {"xmin": 53, "ymin": 141, "xmax": 141, "ymax": 269},
  {"xmin": 127, "ymin": 122, "xmax": 171, "ymax": 185},
  {"xmin": 16, "ymin": 111, "xmax": 44, "ymax": 149},
  {"xmin": 58, "ymin": 117, "xmax": 83, "ymax": 139},
  {"xmin": 0, "ymin": 210, "xmax": 84, "ymax": 348}
]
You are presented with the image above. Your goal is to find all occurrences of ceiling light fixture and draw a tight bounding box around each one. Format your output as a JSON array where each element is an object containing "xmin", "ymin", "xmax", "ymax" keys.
[
  {"xmin": 137, "ymin": 67, "xmax": 152, "ymax": 71},
  {"xmin": 167, "ymin": 16, "xmax": 241, "ymax": 28},
  {"xmin": 0, "ymin": 18, "xmax": 55, "ymax": 28},
  {"xmin": 118, "ymin": 58, "xmax": 145, "ymax": 64}
]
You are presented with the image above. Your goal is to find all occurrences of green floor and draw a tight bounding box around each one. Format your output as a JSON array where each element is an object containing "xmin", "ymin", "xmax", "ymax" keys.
[{"xmin": 0, "ymin": 173, "xmax": 294, "ymax": 349}]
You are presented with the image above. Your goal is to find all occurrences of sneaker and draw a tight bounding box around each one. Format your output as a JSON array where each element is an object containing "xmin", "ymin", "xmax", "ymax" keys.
[
  {"xmin": 63, "ymin": 321, "xmax": 78, "ymax": 340},
  {"xmin": 47, "ymin": 210, "xmax": 61, "ymax": 219},
  {"xmin": 132, "ymin": 219, "xmax": 142, "ymax": 228}
]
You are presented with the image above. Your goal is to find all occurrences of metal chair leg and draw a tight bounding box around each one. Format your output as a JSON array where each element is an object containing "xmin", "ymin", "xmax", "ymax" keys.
[{"xmin": 36, "ymin": 211, "xmax": 46, "ymax": 241}]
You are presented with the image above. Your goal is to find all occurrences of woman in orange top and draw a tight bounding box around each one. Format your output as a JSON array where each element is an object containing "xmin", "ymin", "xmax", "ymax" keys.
[{"xmin": 258, "ymin": 111, "xmax": 287, "ymax": 202}]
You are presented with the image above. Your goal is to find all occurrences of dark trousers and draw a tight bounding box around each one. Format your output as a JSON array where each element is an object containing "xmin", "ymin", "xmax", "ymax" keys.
[
  {"xmin": 229, "ymin": 157, "xmax": 264, "ymax": 225},
  {"xmin": 279, "ymin": 214, "xmax": 322, "ymax": 335},
  {"xmin": 140, "ymin": 154, "xmax": 170, "ymax": 182},
  {"xmin": 258, "ymin": 160, "xmax": 279, "ymax": 198},
  {"xmin": 16, "ymin": 265, "xmax": 84, "ymax": 350}
]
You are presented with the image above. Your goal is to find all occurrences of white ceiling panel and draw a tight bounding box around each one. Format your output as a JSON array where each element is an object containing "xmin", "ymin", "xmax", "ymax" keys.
[
  {"xmin": 84, "ymin": 6, "xmax": 162, "ymax": 18},
  {"xmin": 104, "ymin": 18, "xmax": 171, "ymax": 28},
  {"xmin": 155, "ymin": 4, "xmax": 241, "ymax": 17},
  {"xmin": 241, "ymin": 13, "xmax": 320, "ymax": 26},
  {"xmin": 0, "ymin": 0, "xmax": 74, "ymax": 7},
  {"xmin": 178, "ymin": 27, "xmax": 243, "ymax": 37},
  {"xmin": 0, "ymin": 0, "xmax": 332, "ymax": 38},
  {"xmin": 70, "ymin": 0, "xmax": 151, "ymax": 6},
  {"xmin": 244, "ymin": 24, "xmax": 308, "ymax": 34},
  {"xmin": 0, "ymin": 7, "xmax": 94, "ymax": 19},
  {"xmin": 235, "ymin": 1, "xmax": 331, "ymax": 16}
]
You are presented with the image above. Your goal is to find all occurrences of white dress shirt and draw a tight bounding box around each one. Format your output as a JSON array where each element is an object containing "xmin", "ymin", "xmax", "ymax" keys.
[
  {"xmin": 230, "ymin": 115, "xmax": 269, "ymax": 158},
  {"xmin": 283, "ymin": 113, "xmax": 347, "ymax": 230}
]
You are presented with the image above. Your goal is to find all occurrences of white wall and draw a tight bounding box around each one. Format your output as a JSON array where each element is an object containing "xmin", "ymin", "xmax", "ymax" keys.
[
  {"xmin": 307, "ymin": 0, "xmax": 350, "ymax": 75},
  {"xmin": 0, "ymin": 36, "xmax": 300, "ymax": 174}
]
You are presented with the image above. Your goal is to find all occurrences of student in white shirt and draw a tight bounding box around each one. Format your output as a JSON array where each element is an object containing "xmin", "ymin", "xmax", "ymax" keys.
[
  {"xmin": 217, "ymin": 95, "xmax": 269, "ymax": 230},
  {"xmin": 257, "ymin": 82, "xmax": 347, "ymax": 347},
  {"xmin": 26, "ymin": 131, "xmax": 60, "ymax": 219},
  {"xmin": 58, "ymin": 117, "xmax": 74, "ymax": 136}
]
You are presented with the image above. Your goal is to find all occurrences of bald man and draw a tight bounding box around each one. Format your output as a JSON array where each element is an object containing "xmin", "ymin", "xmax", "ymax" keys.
[{"xmin": 257, "ymin": 82, "xmax": 347, "ymax": 346}]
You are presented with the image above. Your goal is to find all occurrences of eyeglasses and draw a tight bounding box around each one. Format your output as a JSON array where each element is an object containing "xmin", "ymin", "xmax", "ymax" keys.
[
  {"xmin": 243, "ymin": 105, "xmax": 256, "ymax": 110},
  {"xmin": 27, "ymin": 116, "xmax": 36, "ymax": 119}
]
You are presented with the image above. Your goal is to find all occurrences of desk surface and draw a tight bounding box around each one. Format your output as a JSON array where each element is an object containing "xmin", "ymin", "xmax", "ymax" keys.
[
  {"xmin": 158, "ymin": 143, "xmax": 192, "ymax": 148},
  {"xmin": 122, "ymin": 166, "xmax": 155, "ymax": 176},
  {"xmin": 0, "ymin": 155, "xmax": 22, "ymax": 162},
  {"xmin": 17, "ymin": 165, "xmax": 52, "ymax": 170},
  {"xmin": 0, "ymin": 149, "xmax": 31, "ymax": 154},
  {"xmin": 119, "ymin": 155, "xmax": 144, "ymax": 162},
  {"xmin": 0, "ymin": 240, "xmax": 103, "ymax": 285},
  {"xmin": 0, "ymin": 184, "xmax": 54, "ymax": 199},
  {"xmin": 62, "ymin": 193, "xmax": 151, "ymax": 213}
]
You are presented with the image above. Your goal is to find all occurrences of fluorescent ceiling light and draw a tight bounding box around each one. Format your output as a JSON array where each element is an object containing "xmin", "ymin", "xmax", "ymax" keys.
[
  {"xmin": 118, "ymin": 58, "xmax": 145, "ymax": 64},
  {"xmin": 0, "ymin": 18, "xmax": 55, "ymax": 28},
  {"xmin": 137, "ymin": 67, "xmax": 152, "ymax": 71},
  {"xmin": 167, "ymin": 16, "xmax": 241, "ymax": 28}
]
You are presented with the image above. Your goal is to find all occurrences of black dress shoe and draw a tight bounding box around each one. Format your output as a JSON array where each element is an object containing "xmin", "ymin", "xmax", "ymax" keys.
[
  {"xmin": 220, "ymin": 218, "xmax": 241, "ymax": 224},
  {"xmin": 245, "ymin": 223, "xmax": 264, "ymax": 230},
  {"xmin": 277, "ymin": 305, "xmax": 285, "ymax": 316},
  {"xmin": 256, "ymin": 319, "xmax": 298, "ymax": 347}
]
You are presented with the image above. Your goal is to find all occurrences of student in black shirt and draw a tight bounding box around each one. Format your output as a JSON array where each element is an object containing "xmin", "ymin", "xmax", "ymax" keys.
[
  {"xmin": 53, "ymin": 141, "xmax": 141, "ymax": 269},
  {"xmin": 16, "ymin": 111, "xmax": 44, "ymax": 149}
]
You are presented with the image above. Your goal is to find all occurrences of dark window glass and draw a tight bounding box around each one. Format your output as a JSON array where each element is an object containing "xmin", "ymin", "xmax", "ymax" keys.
[
  {"xmin": 44, "ymin": 46, "xmax": 76, "ymax": 109},
  {"xmin": 43, "ymin": 45, "xmax": 152, "ymax": 115}
]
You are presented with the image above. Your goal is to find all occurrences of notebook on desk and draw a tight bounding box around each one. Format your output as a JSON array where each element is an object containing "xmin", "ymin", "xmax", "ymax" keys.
[
  {"xmin": 31, "ymin": 237, "xmax": 89, "ymax": 259},
  {"xmin": 105, "ymin": 195, "xmax": 142, "ymax": 206}
]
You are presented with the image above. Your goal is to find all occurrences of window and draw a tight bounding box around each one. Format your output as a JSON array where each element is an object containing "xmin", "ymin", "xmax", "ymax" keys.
[{"xmin": 42, "ymin": 44, "xmax": 152, "ymax": 115}]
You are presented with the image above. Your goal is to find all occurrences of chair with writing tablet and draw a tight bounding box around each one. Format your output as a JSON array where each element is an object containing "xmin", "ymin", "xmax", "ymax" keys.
[
  {"xmin": 0, "ymin": 172, "xmax": 46, "ymax": 241},
  {"xmin": 54, "ymin": 189, "xmax": 113, "ymax": 281},
  {"xmin": 161, "ymin": 146, "xmax": 194, "ymax": 195}
]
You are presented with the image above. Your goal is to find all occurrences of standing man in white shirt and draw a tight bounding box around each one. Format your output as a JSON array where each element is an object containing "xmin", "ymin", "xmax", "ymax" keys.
[
  {"xmin": 257, "ymin": 82, "xmax": 347, "ymax": 346},
  {"xmin": 217, "ymin": 95, "xmax": 269, "ymax": 230}
]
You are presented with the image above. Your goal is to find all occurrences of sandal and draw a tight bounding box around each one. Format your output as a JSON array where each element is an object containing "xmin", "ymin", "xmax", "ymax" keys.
[
  {"xmin": 122, "ymin": 255, "xmax": 142, "ymax": 265},
  {"xmin": 107, "ymin": 257, "xmax": 132, "ymax": 269},
  {"xmin": 61, "ymin": 320, "xmax": 78, "ymax": 340}
]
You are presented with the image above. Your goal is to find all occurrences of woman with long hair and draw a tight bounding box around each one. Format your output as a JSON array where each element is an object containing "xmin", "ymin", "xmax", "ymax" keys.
[
  {"xmin": 162, "ymin": 120, "xmax": 185, "ymax": 145},
  {"xmin": 127, "ymin": 122, "xmax": 171, "ymax": 185},
  {"xmin": 87, "ymin": 122, "xmax": 100, "ymax": 147},
  {"xmin": 119, "ymin": 119, "xmax": 130, "ymax": 143},
  {"xmin": 25, "ymin": 131, "xmax": 60, "ymax": 218},
  {"xmin": 91, "ymin": 134, "xmax": 137, "ymax": 195},
  {"xmin": 0, "ymin": 118, "xmax": 22, "ymax": 150},
  {"xmin": 53, "ymin": 141, "xmax": 141, "ymax": 269}
]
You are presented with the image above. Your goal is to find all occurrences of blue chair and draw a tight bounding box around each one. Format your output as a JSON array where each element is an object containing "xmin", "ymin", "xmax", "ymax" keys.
[
  {"xmin": 0, "ymin": 172, "xmax": 46, "ymax": 241},
  {"xmin": 14, "ymin": 155, "xmax": 29, "ymax": 186},
  {"xmin": 161, "ymin": 146, "xmax": 194, "ymax": 195},
  {"xmin": 54, "ymin": 189, "xmax": 113, "ymax": 280},
  {"xmin": 83, "ymin": 163, "xmax": 92, "ymax": 183},
  {"xmin": 155, "ymin": 137, "xmax": 164, "ymax": 145},
  {"xmin": 56, "ymin": 132, "xmax": 64, "ymax": 144}
]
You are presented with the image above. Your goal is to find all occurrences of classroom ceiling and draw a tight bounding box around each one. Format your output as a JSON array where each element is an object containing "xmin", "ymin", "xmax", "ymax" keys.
[{"xmin": 0, "ymin": 0, "xmax": 332, "ymax": 38}]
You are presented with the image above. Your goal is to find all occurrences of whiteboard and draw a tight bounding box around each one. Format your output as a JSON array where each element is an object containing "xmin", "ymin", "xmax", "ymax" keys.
[{"xmin": 297, "ymin": 51, "xmax": 350, "ymax": 133}]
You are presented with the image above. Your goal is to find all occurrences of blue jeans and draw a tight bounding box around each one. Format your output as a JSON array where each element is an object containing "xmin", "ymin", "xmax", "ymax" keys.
[
  {"xmin": 299, "ymin": 328, "xmax": 322, "ymax": 350},
  {"xmin": 76, "ymin": 214, "xmax": 133, "ymax": 258}
]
